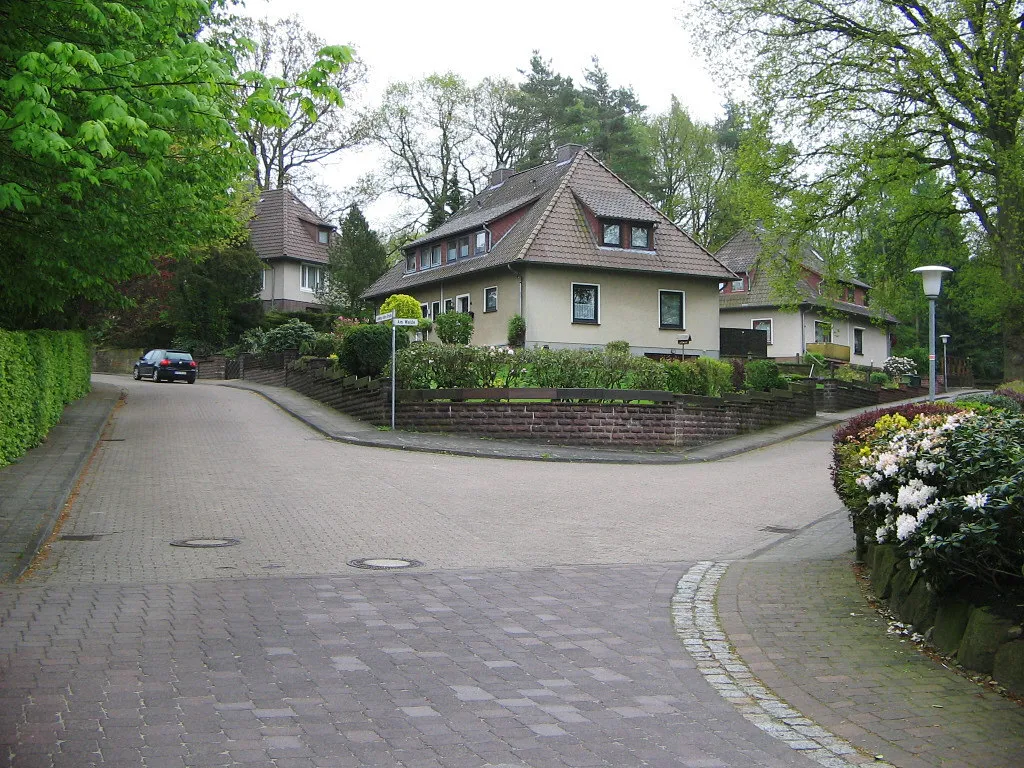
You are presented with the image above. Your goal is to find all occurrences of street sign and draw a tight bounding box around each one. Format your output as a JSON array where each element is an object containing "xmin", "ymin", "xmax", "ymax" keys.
[
  {"xmin": 393, "ymin": 318, "xmax": 418, "ymax": 326},
  {"xmin": 375, "ymin": 311, "xmax": 395, "ymax": 323}
]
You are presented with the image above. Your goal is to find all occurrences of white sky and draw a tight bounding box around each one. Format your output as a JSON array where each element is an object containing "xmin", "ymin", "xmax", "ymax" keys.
[{"xmin": 244, "ymin": 0, "xmax": 729, "ymax": 227}]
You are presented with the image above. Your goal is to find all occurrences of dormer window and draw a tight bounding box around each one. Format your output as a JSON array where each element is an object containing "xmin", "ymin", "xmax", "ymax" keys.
[
  {"xmin": 600, "ymin": 219, "xmax": 653, "ymax": 250},
  {"xmin": 406, "ymin": 253, "xmax": 416, "ymax": 272},
  {"xmin": 317, "ymin": 229, "xmax": 329, "ymax": 244},
  {"xmin": 475, "ymin": 231, "xmax": 487, "ymax": 255},
  {"xmin": 458, "ymin": 236, "xmax": 470, "ymax": 258},
  {"xmin": 731, "ymin": 277, "xmax": 745, "ymax": 292},
  {"xmin": 447, "ymin": 240, "xmax": 457, "ymax": 262},
  {"xmin": 430, "ymin": 245, "xmax": 441, "ymax": 268},
  {"xmin": 602, "ymin": 223, "xmax": 620, "ymax": 247}
]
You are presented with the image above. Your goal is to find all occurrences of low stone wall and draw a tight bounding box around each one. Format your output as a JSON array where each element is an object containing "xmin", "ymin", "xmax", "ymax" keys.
[
  {"xmin": 819, "ymin": 380, "xmax": 930, "ymax": 412},
  {"xmin": 193, "ymin": 355, "xmax": 227, "ymax": 380},
  {"xmin": 866, "ymin": 544, "xmax": 1023, "ymax": 695},
  {"xmin": 92, "ymin": 347, "xmax": 141, "ymax": 375}
]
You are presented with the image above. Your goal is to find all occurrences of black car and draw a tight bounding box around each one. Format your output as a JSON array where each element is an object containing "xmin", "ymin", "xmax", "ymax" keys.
[{"xmin": 133, "ymin": 349, "xmax": 198, "ymax": 383}]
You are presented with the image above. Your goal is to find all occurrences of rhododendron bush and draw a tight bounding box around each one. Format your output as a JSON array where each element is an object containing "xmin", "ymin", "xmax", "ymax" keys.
[{"xmin": 833, "ymin": 408, "xmax": 1024, "ymax": 596}]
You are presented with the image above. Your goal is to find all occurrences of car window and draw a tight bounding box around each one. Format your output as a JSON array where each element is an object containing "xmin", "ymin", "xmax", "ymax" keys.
[{"xmin": 166, "ymin": 352, "xmax": 193, "ymax": 362}]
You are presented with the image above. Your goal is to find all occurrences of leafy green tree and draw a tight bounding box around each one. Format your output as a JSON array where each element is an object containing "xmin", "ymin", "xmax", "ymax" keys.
[
  {"xmin": 473, "ymin": 77, "xmax": 531, "ymax": 169},
  {"xmin": 169, "ymin": 241, "xmax": 264, "ymax": 356},
  {"xmin": 378, "ymin": 294, "xmax": 424, "ymax": 320},
  {"xmin": 516, "ymin": 53, "xmax": 581, "ymax": 170},
  {"xmin": 320, "ymin": 206, "xmax": 389, "ymax": 319},
  {"xmin": 691, "ymin": 0, "xmax": 1024, "ymax": 378},
  {"xmin": 0, "ymin": 0, "xmax": 350, "ymax": 329}
]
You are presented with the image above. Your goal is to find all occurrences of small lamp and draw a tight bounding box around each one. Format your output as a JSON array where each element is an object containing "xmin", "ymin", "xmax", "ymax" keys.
[{"xmin": 911, "ymin": 265, "xmax": 953, "ymax": 400}]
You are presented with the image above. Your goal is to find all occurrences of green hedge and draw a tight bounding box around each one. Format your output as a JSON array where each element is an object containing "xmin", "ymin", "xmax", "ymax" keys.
[{"xmin": 0, "ymin": 330, "xmax": 91, "ymax": 467}]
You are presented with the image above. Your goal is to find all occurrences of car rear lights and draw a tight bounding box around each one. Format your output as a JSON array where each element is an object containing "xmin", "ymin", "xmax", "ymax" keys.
[
  {"xmin": 189, "ymin": 361, "xmax": 197, "ymax": 368},
  {"xmin": 160, "ymin": 359, "xmax": 171, "ymax": 366}
]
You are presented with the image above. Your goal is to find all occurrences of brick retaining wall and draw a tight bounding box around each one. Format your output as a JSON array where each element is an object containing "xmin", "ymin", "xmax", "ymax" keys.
[{"xmin": 820, "ymin": 380, "xmax": 930, "ymax": 412}]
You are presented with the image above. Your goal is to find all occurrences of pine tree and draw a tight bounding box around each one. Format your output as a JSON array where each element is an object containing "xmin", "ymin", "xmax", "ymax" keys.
[{"xmin": 323, "ymin": 207, "xmax": 389, "ymax": 319}]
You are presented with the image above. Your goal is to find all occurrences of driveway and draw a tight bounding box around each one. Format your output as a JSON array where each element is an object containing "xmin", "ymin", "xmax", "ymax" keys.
[{"xmin": 1, "ymin": 376, "xmax": 844, "ymax": 767}]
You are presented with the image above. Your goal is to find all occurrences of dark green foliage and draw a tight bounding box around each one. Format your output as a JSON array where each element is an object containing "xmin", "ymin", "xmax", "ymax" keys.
[
  {"xmin": 507, "ymin": 314, "xmax": 526, "ymax": 347},
  {"xmin": 169, "ymin": 241, "xmax": 264, "ymax": 357},
  {"xmin": 957, "ymin": 394, "xmax": 1023, "ymax": 414},
  {"xmin": 261, "ymin": 319, "xmax": 318, "ymax": 354},
  {"xmin": 339, "ymin": 324, "xmax": 409, "ymax": 378},
  {"xmin": 299, "ymin": 333, "xmax": 342, "ymax": 358},
  {"xmin": 434, "ymin": 312, "xmax": 474, "ymax": 345},
  {"xmin": 869, "ymin": 371, "xmax": 890, "ymax": 386},
  {"xmin": 263, "ymin": 310, "xmax": 336, "ymax": 333},
  {"xmin": 0, "ymin": 330, "xmax": 90, "ymax": 466},
  {"xmin": 322, "ymin": 206, "xmax": 389, "ymax": 319},
  {"xmin": 744, "ymin": 359, "xmax": 787, "ymax": 391}
]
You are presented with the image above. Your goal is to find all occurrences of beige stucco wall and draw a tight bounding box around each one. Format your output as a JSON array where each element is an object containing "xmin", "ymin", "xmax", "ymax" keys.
[
  {"xmin": 259, "ymin": 261, "xmax": 326, "ymax": 309},
  {"xmin": 522, "ymin": 266, "xmax": 722, "ymax": 356},
  {"xmin": 721, "ymin": 307, "xmax": 891, "ymax": 364},
  {"xmin": 378, "ymin": 270, "xmax": 522, "ymax": 347}
]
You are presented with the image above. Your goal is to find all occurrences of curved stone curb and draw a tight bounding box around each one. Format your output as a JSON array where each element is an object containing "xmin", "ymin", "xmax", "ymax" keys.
[{"xmin": 672, "ymin": 561, "xmax": 894, "ymax": 768}]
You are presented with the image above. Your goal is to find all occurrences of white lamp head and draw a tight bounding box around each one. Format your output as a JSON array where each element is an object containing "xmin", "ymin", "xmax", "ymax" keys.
[
  {"xmin": 911, "ymin": 265, "xmax": 953, "ymax": 299},
  {"xmin": 939, "ymin": 334, "xmax": 950, "ymax": 344}
]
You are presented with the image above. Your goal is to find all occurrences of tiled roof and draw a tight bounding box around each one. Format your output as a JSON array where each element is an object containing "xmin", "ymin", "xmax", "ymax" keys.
[
  {"xmin": 249, "ymin": 188, "xmax": 332, "ymax": 265},
  {"xmin": 717, "ymin": 230, "xmax": 897, "ymax": 323},
  {"xmin": 364, "ymin": 151, "xmax": 734, "ymax": 298}
]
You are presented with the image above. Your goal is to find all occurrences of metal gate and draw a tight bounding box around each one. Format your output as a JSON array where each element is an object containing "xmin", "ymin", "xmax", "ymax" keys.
[{"xmin": 224, "ymin": 358, "xmax": 241, "ymax": 379}]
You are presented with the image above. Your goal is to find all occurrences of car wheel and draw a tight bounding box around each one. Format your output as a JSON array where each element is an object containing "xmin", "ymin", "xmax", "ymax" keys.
[
  {"xmin": 187, "ymin": 376, "xmax": 196, "ymax": 384},
  {"xmin": 151, "ymin": 368, "xmax": 160, "ymax": 382},
  {"xmin": 132, "ymin": 366, "xmax": 141, "ymax": 381}
]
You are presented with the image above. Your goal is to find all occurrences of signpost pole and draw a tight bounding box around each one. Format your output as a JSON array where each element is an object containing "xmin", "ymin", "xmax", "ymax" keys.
[{"xmin": 391, "ymin": 324, "xmax": 396, "ymax": 430}]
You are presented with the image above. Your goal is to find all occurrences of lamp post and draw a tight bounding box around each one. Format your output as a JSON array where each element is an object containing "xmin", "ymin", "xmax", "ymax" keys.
[
  {"xmin": 939, "ymin": 334, "xmax": 950, "ymax": 392},
  {"xmin": 911, "ymin": 266, "xmax": 953, "ymax": 401}
]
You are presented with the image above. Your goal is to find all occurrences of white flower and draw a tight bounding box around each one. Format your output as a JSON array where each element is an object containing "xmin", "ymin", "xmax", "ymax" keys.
[
  {"xmin": 877, "ymin": 492, "xmax": 894, "ymax": 506},
  {"xmin": 924, "ymin": 535, "xmax": 938, "ymax": 546},
  {"xmin": 856, "ymin": 475, "xmax": 876, "ymax": 491},
  {"xmin": 915, "ymin": 459, "xmax": 938, "ymax": 475},
  {"xmin": 876, "ymin": 526, "xmax": 888, "ymax": 544},
  {"xmin": 895, "ymin": 513, "xmax": 920, "ymax": 541},
  {"xmin": 963, "ymin": 492, "xmax": 989, "ymax": 510},
  {"xmin": 896, "ymin": 479, "xmax": 937, "ymax": 510},
  {"xmin": 916, "ymin": 502, "xmax": 938, "ymax": 523}
]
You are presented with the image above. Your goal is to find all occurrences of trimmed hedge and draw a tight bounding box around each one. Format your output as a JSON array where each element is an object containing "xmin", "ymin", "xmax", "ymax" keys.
[{"xmin": 0, "ymin": 330, "xmax": 91, "ymax": 467}]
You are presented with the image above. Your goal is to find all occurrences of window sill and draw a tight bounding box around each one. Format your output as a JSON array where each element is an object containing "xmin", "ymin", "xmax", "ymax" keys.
[
  {"xmin": 660, "ymin": 325, "xmax": 686, "ymax": 331},
  {"xmin": 572, "ymin": 320, "xmax": 599, "ymax": 325},
  {"xmin": 483, "ymin": 309, "xmax": 497, "ymax": 314}
]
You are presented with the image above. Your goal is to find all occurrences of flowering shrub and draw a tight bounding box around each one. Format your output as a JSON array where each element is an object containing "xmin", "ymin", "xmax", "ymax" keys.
[
  {"xmin": 882, "ymin": 356, "xmax": 917, "ymax": 380},
  {"xmin": 434, "ymin": 311, "xmax": 474, "ymax": 345},
  {"xmin": 835, "ymin": 408, "xmax": 1024, "ymax": 596}
]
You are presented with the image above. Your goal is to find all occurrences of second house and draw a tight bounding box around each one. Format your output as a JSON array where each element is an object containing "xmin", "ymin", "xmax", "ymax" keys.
[{"xmin": 363, "ymin": 145, "xmax": 735, "ymax": 357}]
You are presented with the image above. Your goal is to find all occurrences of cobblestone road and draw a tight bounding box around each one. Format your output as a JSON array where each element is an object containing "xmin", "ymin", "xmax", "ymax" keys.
[{"xmin": 0, "ymin": 378, "xmax": 848, "ymax": 767}]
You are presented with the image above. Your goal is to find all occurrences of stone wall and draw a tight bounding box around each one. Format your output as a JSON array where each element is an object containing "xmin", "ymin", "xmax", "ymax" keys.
[
  {"xmin": 194, "ymin": 356, "xmax": 226, "ymax": 380},
  {"xmin": 819, "ymin": 380, "xmax": 930, "ymax": 412},
  {"xmin": 866, "ymin": 544, "xmax": 1024, "ymax": 695}
]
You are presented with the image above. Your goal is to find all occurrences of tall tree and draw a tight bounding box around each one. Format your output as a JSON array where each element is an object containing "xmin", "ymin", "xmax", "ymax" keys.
[
  {"xmin": 231, "ymin": 15, "xmax": 365, "ymax": 191},
  {"xmin": 516, "ymin": 53, "xmax": 581, "ymax": 169},
  {"xmin": 364, "ymin": 74, "xmax": 484, "ymax": 228},
  {"xmin": 691, "ymin": 0, "xmax": 1024, "ymax": 378},
  {"xmin": 0, "ymin": 0, "xmax": 349, "ymax": 329},
  {"xmin": 320, "ymin": 206, "xmax": 389, "ymax": 319},
  {"xmin": 473, "ymin": 77, "xmax": 530, "ymax": 170}
]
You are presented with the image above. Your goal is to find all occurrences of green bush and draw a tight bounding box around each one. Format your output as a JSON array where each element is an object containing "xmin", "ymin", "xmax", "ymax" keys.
[
  {"xmin": 625, "ymin": 356, "xmax": 669, "ymax": 391},
  {"xmin": 263, "ymin": 310, "xmax": 335, "ymax": 333},
  {"xmin": 834, "ymin": 365, "xmax": 867, "ymax": 383},
  {"xmin": 507, "ymin": 314, "xmax": 526, "ymax": 347},
  {"xmin": 900, "ymin": 346, "xmax": 929, "ymax": 377},
  {"xmin": 379, "ymin": 294, "xmax": 423, "ymax": 320},
  {"xmin": 434, "ymin": 312, "xmax": 474, "ymax": 345},
  {"xmin": 392, "ymin": 344, "xmax": 436, "ymax": 389},
  {"xmin": 0, "ymin": 330, "xmax": 90, "ymax": 467},
  {"xmin": 261, "ymin": 319, "xmax": 318, "ymax": 354},
  {"xmin": 299, "ymin": 332, "xmax": 341, "ymax": 358},
  {"xmin": 744, "ymin": 359, "xmax": 787, "ymax": 392},
  {"xmin": 664, "ymin": 357, "xmax": 734, "ymax": 396},
  {"xmin": 339, "ymin": 323, "xmax": 409, "ymax": 378},
  {"xmin": 869, "ymin": 371, "xmax": 890, "ymax": 386},
  {"xmin": 529, "ymin": 348, "xmax": 601, "ymax": 388}
]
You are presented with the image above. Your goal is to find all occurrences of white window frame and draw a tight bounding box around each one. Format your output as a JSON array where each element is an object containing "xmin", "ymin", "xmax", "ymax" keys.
[
  {"xmin": 658, "ymin": 289, "xmax": 686, "ymax": 329},
  {"xmin": 483, "ymin": 286, "xmax": 497, "ymax": 313},
  {"xmin": 853, "ymin": 326, "xmax": 865, "ymax": 356},
  {"xmin": 814, "ymin": 320, "xmax": 833, "ymax": 344},
  {"xmin": 430, "ymin": 245, "xmax": 441, "ymax": 268},
  {"xmin": 571, "ymin": 282, "xmax": 600, "ymax": 325},
  {"xmin": 406, "ymin": 254, "xmax": 416, "ymax": 272},
  {"xmin": 430, "ymin": 300, "xmax": 441, "ymax": 319},
  {"xmin": 456, "ymin": 293, "xmax": 470, "ymax": 313},
  {"xmin": 752, "ymin": 318, "xmax": 773, "ymax": 345},
  {"xmin": 444, "ymin": 297, "xmax": 455, "ymax": 314},
  {"xmin": 420, "ymin": 303, "xmax": 429, "ymax": 319},
  {"xmin": 447, "ymin": 240, "xmax": 457, "ymax": 262},
  {"xmin": 474, "ymin": 231, "xmax": 487, "ymax": 255},
  {"xmin": 731, "ymin": 277, "xmax": 745, "ymax": 292},
  {"xmin": 260, "ymin": 269, "xmax": 267, "ymax": 292},
  {"xmin": 300, "ymin": 264, "xmax": 323, "ymax": 293}
]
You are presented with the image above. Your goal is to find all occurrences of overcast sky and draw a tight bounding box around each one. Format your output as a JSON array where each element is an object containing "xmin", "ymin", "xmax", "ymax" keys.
[{"xmin": 244, "ymin": 0, "xmax": 729, "ymax": 226}]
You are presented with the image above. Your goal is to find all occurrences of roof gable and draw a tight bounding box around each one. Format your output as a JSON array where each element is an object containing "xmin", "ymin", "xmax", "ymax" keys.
[
  {"xmin": 249, "ymin": 188, "xmax": 332, "ymax": 265},
  {"xmin": 364, "ymin": 149, "xmax": 733, "ymax": 298}
]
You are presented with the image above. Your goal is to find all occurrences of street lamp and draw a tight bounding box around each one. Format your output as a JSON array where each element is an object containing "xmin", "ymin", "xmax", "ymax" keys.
[
  {"xmin": 911, "ymin": 266, "xmax": 953, "ymax": 401},
  {"xmin": 939, "ymin": 334, "xmax": 950, "ymax": 392}
]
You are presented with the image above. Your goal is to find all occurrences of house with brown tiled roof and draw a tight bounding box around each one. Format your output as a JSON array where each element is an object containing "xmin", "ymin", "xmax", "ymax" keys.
[
  {"xmin": 716, "ymin": 229, "xmax": 897, "ymax": 364},
  {"xmin": 363, "ymin": 146, "xmax": 735, "ymax": 356},
  {"xmin": 250, "ymin": 188, "xmax": 334, "ymax": 312}
]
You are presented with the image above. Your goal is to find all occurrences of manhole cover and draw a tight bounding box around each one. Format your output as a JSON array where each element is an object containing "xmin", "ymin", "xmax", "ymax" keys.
[
  {"xmin": 760, "ymin": 525, "xmax": 798, "ymax": 534},
  {"xmin": 348, "ymin": 558, "xmax": 423, "ymax": 570},
  {"xmin": 170, "ymin": 538, "xmax": 241, "ymax": 548},
  {"xmin": 61, "ymin": 534, "xmax": 101, "ymax": 541}
]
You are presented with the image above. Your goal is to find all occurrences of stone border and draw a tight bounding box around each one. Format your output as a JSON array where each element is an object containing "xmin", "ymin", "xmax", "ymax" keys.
[{"xmin": 672, "ymin": 561, "xmax": 893, "ymax": 768}]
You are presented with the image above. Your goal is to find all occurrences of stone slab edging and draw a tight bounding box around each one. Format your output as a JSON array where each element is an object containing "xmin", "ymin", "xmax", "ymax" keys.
[{"xmin": 672, "ymin": 561, "xmax": 892, "ymax": 768}]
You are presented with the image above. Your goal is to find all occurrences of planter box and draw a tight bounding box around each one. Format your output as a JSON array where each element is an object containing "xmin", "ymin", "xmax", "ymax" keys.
[{"xmin": 806, "ymin": 342, "xmax": 851, "ymax": 362}]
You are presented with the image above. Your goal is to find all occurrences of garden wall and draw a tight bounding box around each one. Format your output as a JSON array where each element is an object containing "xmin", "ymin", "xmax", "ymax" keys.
[
  {"xmin": 865, "ymin": 543, "xmax": 1024, "ymax": 695},
  {"xmin": 818, "ymin": 379, "xmax": 929, "ymax": 412}
]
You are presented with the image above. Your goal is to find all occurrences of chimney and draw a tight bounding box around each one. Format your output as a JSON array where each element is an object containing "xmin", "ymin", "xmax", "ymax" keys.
[
  {"xmin": 555, "ymin": 144, "xmax": 585, "ymax": 163},
  {"xmin": 487, "ymin": 166, "xmax": 513, "ymax": 187}
]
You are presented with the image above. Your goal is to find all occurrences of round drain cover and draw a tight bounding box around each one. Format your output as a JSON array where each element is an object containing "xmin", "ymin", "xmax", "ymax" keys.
[
  {"xmin": 348, "ymin": 557, "xmax": 422, "ymax": 570},
  {"xmin": 170, "ymin": 538, "xmax": 240, "ymax": 548}
]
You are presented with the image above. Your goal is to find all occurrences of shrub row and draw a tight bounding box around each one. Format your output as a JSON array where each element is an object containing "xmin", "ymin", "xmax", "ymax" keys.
[
  {"xmin": 831, "ymin": 397, "xmax": 1024, "ymax": 601},
  {"xmin": 0, "ymin": 330, "xmax": 91, "ymax": 467}
]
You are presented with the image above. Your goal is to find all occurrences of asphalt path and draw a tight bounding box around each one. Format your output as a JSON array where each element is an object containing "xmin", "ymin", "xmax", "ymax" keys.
[{"xmin": 0, "ymin": 376, "xmax": 846, "ymax": 767}]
